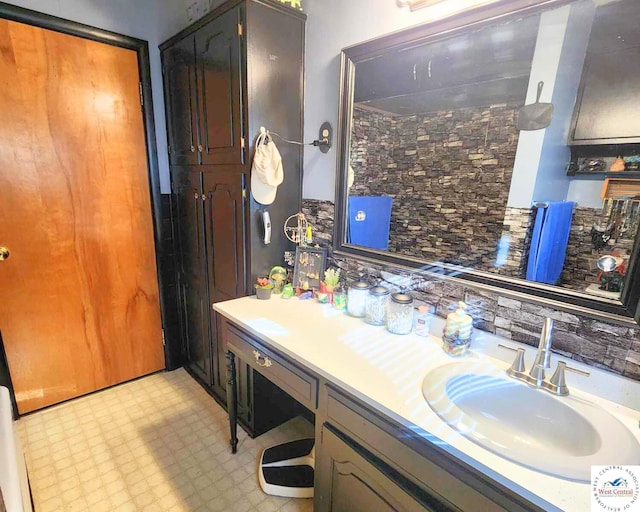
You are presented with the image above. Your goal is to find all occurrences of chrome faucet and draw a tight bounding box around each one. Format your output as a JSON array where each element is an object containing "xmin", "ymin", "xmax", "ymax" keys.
[
  {"xmin": 529, "ymin": 317, "xmax": 553, "ymax": 385},
  {"xmin": 500, "ymin": 317, "xmax": 589, "ymax": 396}
]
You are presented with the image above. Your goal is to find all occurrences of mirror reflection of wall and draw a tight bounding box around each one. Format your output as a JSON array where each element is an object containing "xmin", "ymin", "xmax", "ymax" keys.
[{"xmin": 346, "ymin": 0, "xmax": 640, "ymax": 301}]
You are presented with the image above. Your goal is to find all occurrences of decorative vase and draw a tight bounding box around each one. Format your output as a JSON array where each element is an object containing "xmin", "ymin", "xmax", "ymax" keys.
[
  {"xmin": 255, "ymin": 287, "xmax": 273, "ymax": 300},
  {"xmin": 325, "ymin": 284, "xmax": 334, "ymax": 305}
]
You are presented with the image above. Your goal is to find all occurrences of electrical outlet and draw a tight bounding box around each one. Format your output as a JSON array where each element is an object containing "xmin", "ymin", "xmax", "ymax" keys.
[
  {"xmin": 186, "ymin": 0, "xmax": 211, "ymax": 22},
  {"xmin": 186, "ymin": 1, "xmax": 198, "ymax": 22}
]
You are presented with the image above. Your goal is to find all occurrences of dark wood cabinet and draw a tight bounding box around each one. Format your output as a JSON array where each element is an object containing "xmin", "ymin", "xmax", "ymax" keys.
[
  {"xmin": 204, "ymin": 171, "xmax": 246, "ymax": 396},
  {"xmin": 196, "ymin": 9, "xmax": 244, "ymax": 166},
  {"xmin": 569, "ymin": 1, "xmax": 640, "ymax": 145},
  {"xmin": 163, "ymin": 37, "xmax": 199, "ymax": 166},
  {"xmin": 173, "ymin": 169, "xmax": 211, "ymax": 384},
  {"xmin": 570, "ymin": 47, "xmax": 640, "ymax": 145},
  {"xmin": 164, "ymin": 7, "xmax": 245, "ymax": 166},
  {"xmin": 161, "ymin": 0, "xmax": 304, "ymax": 407},
  {"xmin": 220, "ymin": 317, "xmax": 545, "ymax": 512},
  {"xmin": 317, "ymin": 426, "xmax": 433, "ymax": 512},
  {"xmin": 203, "ymin": 171, "xmax": 246, "ymax": 303},
  {"xmin": 172, "ymin": 167, "xmax": 247, "ymax": 391},
  {"xmin": 315, "ymin": 386, "xmax": 545, "ymax": 512}
]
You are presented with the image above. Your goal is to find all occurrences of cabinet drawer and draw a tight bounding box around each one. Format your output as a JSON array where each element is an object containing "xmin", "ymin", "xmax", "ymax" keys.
[
  {"xmin": 318, "ymin": 425, "xmax": 430, "ymax": 512},
  {"xmin": 325, "ymin": 386, "xmax": 544, "ymax": 512},
  {"xmin": 223, "ymin": 322, "xmax": 318, "ymax": 410}
]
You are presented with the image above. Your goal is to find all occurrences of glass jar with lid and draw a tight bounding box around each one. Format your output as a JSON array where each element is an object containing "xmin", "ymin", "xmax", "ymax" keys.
[
  {"xmin": 347, "ymin": 279, "xmax": 371, "ymax": 317},
  {"xmin": 386, "ymin": 290, "xmax": 414, "ymax": 335},
  {"xmin": 365, "ymin": 284, "xmax": 390, "ymax": 326}
]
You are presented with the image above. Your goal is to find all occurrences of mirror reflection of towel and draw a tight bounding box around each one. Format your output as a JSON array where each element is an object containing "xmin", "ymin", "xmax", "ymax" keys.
[
  {"xmin": 348, "ymin": 196, "xmax": 393, "ymax": 250},
  {"xmin": 526, "ymin": 201, "xmax": 575, "ymax": 285}
]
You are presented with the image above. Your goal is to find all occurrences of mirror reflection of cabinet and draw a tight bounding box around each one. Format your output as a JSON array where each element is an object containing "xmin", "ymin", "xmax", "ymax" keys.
[{"xmin": 570, "ymin": 1, "xmax": 640, "ymax": 144}]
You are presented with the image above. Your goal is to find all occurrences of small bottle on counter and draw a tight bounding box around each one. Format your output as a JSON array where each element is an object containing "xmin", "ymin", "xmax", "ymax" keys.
[
  {"xmin": 347, "ymin": 278, "xmax": 371, "ymax": 317},
  {"xmin": 414, "ymin": 304, "xmax": 435, "ymax": 337},
  {"xmin": 365, "ymin": 284, "xmax": 390, "ymax": 326},
  {"xmin": 333, "ymin": 287, "xmax": 347, "ymax": 311},
  {"xmin": 386, "ymin": 290, "xmax": 414, "ymax": 335},
  {"xmin": 442, "ymin": 301, "xmax": 473, "ymax": 356}
]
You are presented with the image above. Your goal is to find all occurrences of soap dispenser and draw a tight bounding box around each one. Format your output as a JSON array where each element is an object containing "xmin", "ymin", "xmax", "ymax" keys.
[{"xmin": 442, "ymin": 301, "xmax": 473, "ymax": 356}]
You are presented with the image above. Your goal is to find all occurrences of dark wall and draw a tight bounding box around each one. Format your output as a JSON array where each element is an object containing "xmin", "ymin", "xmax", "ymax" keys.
[{"xmin": 159, "ymin": 193, "xmax": 185, "ymax": 370}]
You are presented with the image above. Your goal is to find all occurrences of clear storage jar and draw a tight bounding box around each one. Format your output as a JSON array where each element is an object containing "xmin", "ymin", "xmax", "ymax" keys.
[
  {"xmin": 347, "ymin": 279, "xmax": 371, "ymax": 317},
  {"xmin": 386, "ymin": 291, "xmax": 414, "ymax": 335},
  {"xmin": 365, "ymin": 285, "xmax": 390, "ymax": 326}
]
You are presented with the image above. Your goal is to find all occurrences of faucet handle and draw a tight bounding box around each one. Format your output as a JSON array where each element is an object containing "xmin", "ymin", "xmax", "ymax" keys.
[
  {"xmin": 549, "ymin": 362, "xmax": 569, "ymax": 396},
  {"xmin": 548, "ymin": 362, "xmax": 589, "ymax": 396},
  {"xmin": 565, "ymin": 365, "xmax": 590, "ymax": 377},
  {"xmin": 499, "ymin": 344, "xmax": 527, "ymax": 376}
]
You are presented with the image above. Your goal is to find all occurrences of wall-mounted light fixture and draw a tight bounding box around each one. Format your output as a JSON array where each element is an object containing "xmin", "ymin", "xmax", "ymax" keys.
[
  {"xmin": 397, "ymin": 0, "xmax": 447, "ymax": 11},
  {"xmin": 258, "ymin": 123, "xmax": 332, "ymax": 152}
]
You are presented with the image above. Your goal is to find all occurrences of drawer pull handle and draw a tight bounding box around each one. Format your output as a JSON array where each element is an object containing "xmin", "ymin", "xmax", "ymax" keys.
[{"xmin": 253, "ymin": 350, "xmax": 272, "ymax": 368}]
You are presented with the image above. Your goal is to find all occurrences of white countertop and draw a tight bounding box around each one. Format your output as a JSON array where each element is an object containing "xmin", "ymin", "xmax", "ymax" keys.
[{"xmin": 214, "ymin": 296, "xmax": 640, "ymax": 512}]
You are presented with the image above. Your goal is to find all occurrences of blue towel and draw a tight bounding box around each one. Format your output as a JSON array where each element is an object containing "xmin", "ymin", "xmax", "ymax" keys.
[
  {"xmin": 347, "ymin": 196, "xmax": 393, "ymax": 250},
  {"xmin": 526, "ymin": 201, "xmax": 575, "ymax": 285}
]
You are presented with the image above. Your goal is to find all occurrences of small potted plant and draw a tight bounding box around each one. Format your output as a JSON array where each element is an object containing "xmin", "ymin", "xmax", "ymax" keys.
[{"xmin": 254, "ymin": 277, "xmax": 274, "ymax": 300}]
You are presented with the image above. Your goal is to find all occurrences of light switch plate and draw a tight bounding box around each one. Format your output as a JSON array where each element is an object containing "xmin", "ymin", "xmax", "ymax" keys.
[{"xmin": 186, "ymin": 0, "xmax": 212, "ymax": 22}]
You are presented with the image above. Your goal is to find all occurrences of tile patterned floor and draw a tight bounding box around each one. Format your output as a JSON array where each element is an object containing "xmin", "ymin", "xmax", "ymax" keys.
[{"xmin": 15, "ymin": 369, "xmax": 314, "ymax": 512}]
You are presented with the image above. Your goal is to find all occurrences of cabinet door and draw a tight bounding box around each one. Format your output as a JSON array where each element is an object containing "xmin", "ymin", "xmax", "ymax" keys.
[
  {"xmin": 572, "ymin": 47, "xmax": 640, "ymax": 144},
  {"xmin": 195, "ymin": 7, "xmax": 244, "ymax": 166},
  {"xmin": 203, "ymin": 171, "xmax": 247, "ymax": 303},
  {"xmin": 163, "ymin": 36, "xmax": 200, "ymax": 166},
  {"xmin": 203, "ymin": 171, "xmax": 246, "ymax": 391},
  {"xmin": 173, "ymin": 169, "xmax": 212, "ymax": 385},
  {"xmin": 316, "ymin": 426, "xmax": 448, "ymax": 512}
]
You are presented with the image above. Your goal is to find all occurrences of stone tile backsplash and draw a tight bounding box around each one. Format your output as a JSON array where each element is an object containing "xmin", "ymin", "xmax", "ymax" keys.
[
  {"xmin": 302, "ymin": 198, "xmax": 640, "ymax": 381},
  {"xmin": 350, "ymin": 104, "xmax": 521, "ymax": 272}
]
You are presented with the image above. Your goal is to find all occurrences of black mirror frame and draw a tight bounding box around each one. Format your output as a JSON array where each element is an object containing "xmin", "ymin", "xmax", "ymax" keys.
[{"xmin": 333, "ymin": 0, "xmax": 640, "ymax": 326}]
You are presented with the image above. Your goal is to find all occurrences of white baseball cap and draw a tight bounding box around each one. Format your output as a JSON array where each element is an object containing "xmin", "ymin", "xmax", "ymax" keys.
[{"xmin": 251, "ymin": 131, "xmax": 284, "ymax": 205}]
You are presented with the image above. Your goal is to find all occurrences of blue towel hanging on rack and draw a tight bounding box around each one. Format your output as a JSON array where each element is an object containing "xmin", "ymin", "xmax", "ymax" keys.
[
  {"xmin": 526, "ymin": 201, "xmax": 575, "ymax": 285},
  {"xmin": 348, "ymin": 196, "xmax": 393, "ymax": 250}
]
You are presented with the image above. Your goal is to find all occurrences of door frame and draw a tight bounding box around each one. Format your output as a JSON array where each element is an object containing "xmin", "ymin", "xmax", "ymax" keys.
[{"xmin": 0, "ymin": 2, "xmax": 177, "ymax": 413}]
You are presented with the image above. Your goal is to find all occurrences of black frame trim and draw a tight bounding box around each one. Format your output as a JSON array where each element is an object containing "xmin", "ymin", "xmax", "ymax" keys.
[
  {"xmin": 333, "ymin": 0, "xmax": 640, "ymax": 326},
  {"xmin": 0, "ymin": 1, "xmax": 176, "ymax": 409}
]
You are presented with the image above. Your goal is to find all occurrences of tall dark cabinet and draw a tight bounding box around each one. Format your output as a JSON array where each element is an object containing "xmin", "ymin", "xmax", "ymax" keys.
[{"xmin": 161, "ymin": 0, "xmax": 305, "ymax": 417}]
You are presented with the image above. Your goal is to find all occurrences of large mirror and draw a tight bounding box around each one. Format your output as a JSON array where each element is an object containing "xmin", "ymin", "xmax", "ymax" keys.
[{"xmin": 335, "ymin": 0, "xmax": 640, "ymax": 323}]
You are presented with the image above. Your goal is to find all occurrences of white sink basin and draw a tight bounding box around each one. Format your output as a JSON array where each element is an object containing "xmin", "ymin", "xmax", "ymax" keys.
[{"xmin": 422, "ymin": 361, "xmax": 640, "ymax": 482}]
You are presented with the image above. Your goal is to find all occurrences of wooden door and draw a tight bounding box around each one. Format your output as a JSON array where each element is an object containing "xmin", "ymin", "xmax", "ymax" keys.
[
  {"xmin": 195, "ymin": 7, "xmax": 245, "ymax": 166},
  {"xmin": 163, "ymin": 35, "xmax": 200, "ymax": 165},
  {"xmin": 0, "ymin": 19, "xmax": 165, "ymax": 413},
  {"xmin": 173, "ymin": 169, "xmax": 212, "ymax": 385},
  {"xmin": 203, "ymin": 171, "xmax": 246, "ymax": 392}
]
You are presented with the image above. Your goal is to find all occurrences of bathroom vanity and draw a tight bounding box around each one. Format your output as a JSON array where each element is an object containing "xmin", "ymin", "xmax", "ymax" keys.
[{"xmin": 214, "ymin": 296, "xmax": 640, "ymax": 512}]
